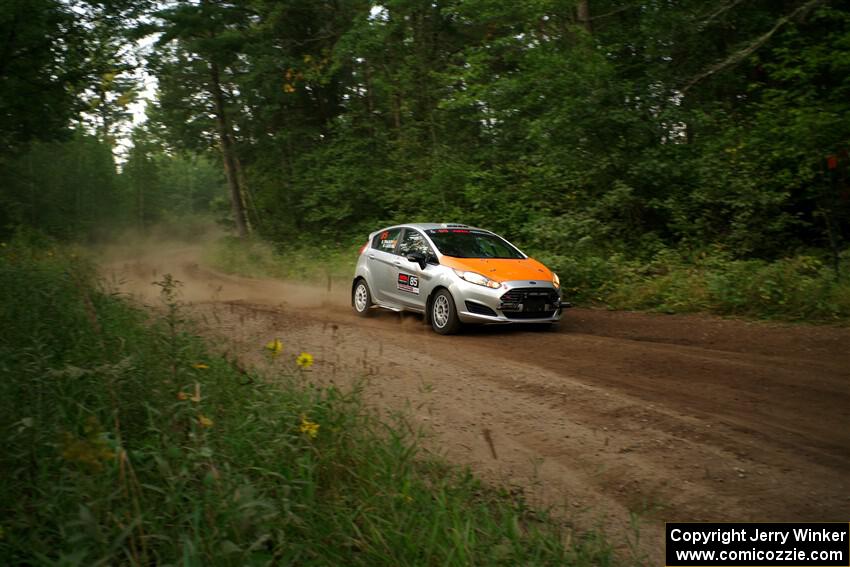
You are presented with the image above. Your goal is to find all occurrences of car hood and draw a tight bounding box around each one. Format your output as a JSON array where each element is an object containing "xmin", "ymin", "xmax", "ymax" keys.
[{"xmin": 440, "ymin": 256, "xmax": 553, "ymax": 283}]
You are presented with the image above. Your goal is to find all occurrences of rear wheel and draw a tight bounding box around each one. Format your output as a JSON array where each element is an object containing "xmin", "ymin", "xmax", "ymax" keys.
[
  {"xmin": 352, "ymin": 279, "xmax": 372, "ymax": 316},
  {"xmin": 430, "ymin": 289, "xmax": 461, "ymax": 335}
]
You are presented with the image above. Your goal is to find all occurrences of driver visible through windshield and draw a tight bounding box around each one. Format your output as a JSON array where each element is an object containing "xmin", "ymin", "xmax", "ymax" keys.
[{"xmin": 425, "ymin": 229, "xmax": 524, "ymax": 259}]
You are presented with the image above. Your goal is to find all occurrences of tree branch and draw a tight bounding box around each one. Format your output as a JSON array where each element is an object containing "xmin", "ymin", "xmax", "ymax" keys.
[
  {"xmin": 681, "ymin": 0, "xmax": 825, "ymax": 94},
  {"xmin": 590, "ymin": 4, "xmax": 640, "ymax": 21},
  {"xmin": 698, "ymin": 0, "xmax": 750, "ymax": 29}
]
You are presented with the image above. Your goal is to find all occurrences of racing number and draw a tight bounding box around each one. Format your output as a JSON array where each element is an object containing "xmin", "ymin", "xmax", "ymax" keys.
[{"xmin": 397, "ymin": 273, "xmax": 420, "ymax": 294}]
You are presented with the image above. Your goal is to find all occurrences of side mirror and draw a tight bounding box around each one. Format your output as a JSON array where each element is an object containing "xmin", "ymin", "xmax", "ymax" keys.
[{"xmin": 406, "ymin": 251, "xmax": 427, "ymax": 269}]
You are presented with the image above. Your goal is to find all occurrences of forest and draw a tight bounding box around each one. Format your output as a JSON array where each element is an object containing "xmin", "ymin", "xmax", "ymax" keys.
[{"xmin": 2, "ymin": 0, "xmax": 849, "ymax": 318}]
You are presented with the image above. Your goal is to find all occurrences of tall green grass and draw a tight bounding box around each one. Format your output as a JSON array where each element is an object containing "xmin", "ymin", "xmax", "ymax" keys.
[
  {"xmin": 0, "ymin": 238, "xmax": 611, "ymax": 565},
  {"xmin": 537, "ymin": 249, "xmax": 850, "ymax": 323}
]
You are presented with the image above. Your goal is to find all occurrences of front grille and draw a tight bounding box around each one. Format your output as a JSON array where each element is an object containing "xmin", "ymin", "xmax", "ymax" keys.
[
  {"xmin": 499, "ymin": 287, "xmax": 560, "ymax": 319},
  {"xmin": 500, "ymin": 287, "xmax": 560, "ymax": 304},
  {"xmin": 465, "ymin": 301, "xmax": 497, "ymax": 317}
]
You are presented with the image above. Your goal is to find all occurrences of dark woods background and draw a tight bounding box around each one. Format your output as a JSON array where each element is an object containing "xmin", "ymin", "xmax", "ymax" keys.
[{"xmin": 2, "ymin": 0, "xmax": 849, "ymax": 275}]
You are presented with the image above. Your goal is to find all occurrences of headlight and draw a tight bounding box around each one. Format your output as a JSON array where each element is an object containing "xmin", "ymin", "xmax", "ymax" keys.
[
  {"xmin": 552, "ymin": 272, "xmax": 560, "ymax": 288},
  {"xmin": 453, "ymin": 269, "xmax": 502, "ymax": 289}
]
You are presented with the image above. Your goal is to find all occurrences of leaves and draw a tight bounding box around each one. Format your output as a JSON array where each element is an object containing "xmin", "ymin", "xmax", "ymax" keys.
[{"xmin": 3, "ymin": 0, "xmax": 850, "ymax": 273}]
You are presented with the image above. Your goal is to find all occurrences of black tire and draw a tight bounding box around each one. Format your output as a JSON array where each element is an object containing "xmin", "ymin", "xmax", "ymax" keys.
[
  {"xmin": 352, "ymin": 279, "xmax": 372, "ymax": 316},
  {"xmin": 429, "ymin": 289, "xmax": 462, "ymax": 335}
]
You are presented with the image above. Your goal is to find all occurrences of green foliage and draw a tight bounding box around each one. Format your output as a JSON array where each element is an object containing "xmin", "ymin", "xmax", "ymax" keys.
[
  {"xmin": 0, "ymin": 132, "xmax": 121, "ymax": 240},
  {"xmin": 1, "ymin": 242, "xmax": 611, "ymax": 565},
  {"xmin": 545, "ymin": 248, "xmax": 850, "ymax": 322},
  {"xmin": 121, "ymin": 126, "xmax": 227, "ymax": 231},
  {"xmin": 139, "ymin": 0, "xmax": 847, "ymax": 265},
  {"xmin": 0, "ymin": 0, "xmax": 84, "ymax": 152}
]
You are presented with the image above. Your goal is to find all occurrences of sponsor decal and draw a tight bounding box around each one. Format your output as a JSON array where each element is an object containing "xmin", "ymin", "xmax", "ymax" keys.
[{"xmin": 397, "ymin": 272, "xmax": 420, "ymax": 294}]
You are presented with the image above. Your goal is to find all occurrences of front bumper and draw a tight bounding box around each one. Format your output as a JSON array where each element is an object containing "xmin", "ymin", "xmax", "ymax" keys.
[{"xmin": 450, "ymin": 279, "xmax": 566, "ymax": 324}]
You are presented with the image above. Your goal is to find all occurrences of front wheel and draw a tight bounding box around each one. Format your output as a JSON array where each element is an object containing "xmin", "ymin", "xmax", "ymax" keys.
[
  {"xmin": 352, "ymin": 279, "xmax": 372, "ymax": 316},
  {"xmin": 429, "ymin": 289, "xmax": 461, "ymax": 335}
]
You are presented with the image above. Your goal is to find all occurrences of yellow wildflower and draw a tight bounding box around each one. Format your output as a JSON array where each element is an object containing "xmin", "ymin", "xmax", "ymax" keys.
[
  {"xmin": 299, "ymin": 414, "xmax": 319, "ymax": 439},
  {"xmin": 295, "ymin": 352, "xmax": 314, "ymax": 369},
  {"xmin": 60, "ymin": 418, "xmax": 115, "ymax": 472},
  {"xmin": 177, "ymin": 387, "xmax": 202, "ymax": 402},
  {"xmin": 198, "ymin": 415, "xmax": 214, "ymax": 428},
  {"xmin": 265, "ymin": 338, "xmax": 283, "ymax": 356},
  {"xmin": 192, "ymin": 362, "xmax": 209, "ymax": 370},
  {"xmin": 190, "ymin": 382, "xmax": 202, "ymax": 403}
]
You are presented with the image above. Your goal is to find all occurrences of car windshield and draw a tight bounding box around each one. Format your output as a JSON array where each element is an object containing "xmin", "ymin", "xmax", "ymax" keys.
[{"xmin": 425, "ymin": 229, "xmax": 524, "ymax": 259}]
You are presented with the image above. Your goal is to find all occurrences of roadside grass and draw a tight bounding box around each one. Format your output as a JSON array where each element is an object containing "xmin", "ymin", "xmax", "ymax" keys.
[
  {"xmin": 535, "ymin": 249, "xmax": 850, "ymax": 323},
  {"xmin": 0, "ymin": 238, "xmax": 612, "ymax": 565},
  {"xmin": 208, "ymin": 234, "xmax": 850, "ymax": 324}
]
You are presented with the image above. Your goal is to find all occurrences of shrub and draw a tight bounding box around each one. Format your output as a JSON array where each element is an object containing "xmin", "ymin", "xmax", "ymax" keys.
[{"xmin": 543, "ymin": 247, "xmax": 850, "ymax": 322}]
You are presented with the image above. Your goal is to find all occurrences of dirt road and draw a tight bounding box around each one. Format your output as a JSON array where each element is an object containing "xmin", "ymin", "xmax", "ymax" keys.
[{"xmin": 105, "ymin": 244, "xmax": 850, "ymax": 563}]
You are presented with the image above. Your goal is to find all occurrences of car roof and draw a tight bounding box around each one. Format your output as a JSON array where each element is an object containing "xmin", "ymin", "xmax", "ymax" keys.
[{"xmin": 379, "ymin": 223, "xmax": 492, "ymax": 233}]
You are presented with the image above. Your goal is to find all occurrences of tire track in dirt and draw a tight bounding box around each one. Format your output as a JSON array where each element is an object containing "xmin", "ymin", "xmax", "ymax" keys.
[{"xmin": 103, "ymin": 244, "xmax": 850, "ymax": 564}]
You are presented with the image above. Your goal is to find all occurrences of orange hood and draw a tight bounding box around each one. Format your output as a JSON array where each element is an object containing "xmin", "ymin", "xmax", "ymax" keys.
[{"xmin": 440, "ymin": 256, "xmax": 553, "ymax": 283}]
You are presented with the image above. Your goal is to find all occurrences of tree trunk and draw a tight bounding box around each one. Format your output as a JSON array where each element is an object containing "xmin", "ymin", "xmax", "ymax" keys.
[
  {"xmin": 234, "ymin": 154, "xmax": 254, "ymax": 233},
  {"xmin": 209, "ymin": 60, "xmax": 249, "ymax": 239},
  {"xmin": 99, "ymin": 88, "xmax": 111, "ymax": 142},
  {"xmin": 577, "ymin": 0, "xmax": 592, "ymax": 33},
  {"xmin": 137, "ymin": 171, "xmax": 144, "ymax": 232},
  {"xmin": 364, "ymin": 63, "xmax": 377, "ymax": 138},
  {"xmin": 392, "ymin": 90, "xmax": 402, "ymax": 130}
]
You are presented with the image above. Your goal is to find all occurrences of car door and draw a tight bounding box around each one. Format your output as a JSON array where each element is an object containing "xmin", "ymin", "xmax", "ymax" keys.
[
  {"xmin": 388, "ymin": 228, "xmax": 436, "ymax": 310},
  {"xmin": 365, "ymin": 227, "xmax": 403, "ymax": 304}
]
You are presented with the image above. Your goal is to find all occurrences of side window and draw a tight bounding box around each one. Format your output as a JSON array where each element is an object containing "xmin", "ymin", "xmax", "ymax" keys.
[
  {"xmin": 371, "ymin": 228, "xmax": 402, "ymax": 253},
  {"xmin": 398, "ymin": 229, "xmax": 432, "ymax": 257}
]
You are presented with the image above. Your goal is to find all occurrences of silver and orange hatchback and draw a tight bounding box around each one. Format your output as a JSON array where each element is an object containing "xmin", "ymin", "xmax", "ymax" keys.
[{"xmin": 351, "ymin": 223, "xmax": 569, "ymax": 334}]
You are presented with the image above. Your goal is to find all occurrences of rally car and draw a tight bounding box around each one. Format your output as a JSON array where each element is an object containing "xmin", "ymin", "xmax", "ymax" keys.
[{"xmin": 351, "ymin": 223, "xmax": 569, "ymax": 334}]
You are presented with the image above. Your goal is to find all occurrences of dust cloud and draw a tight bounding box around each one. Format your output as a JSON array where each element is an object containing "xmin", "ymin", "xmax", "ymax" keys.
[{"xmin": 95, "ymin": 227, "xmax": 349, "ymax": 310}]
